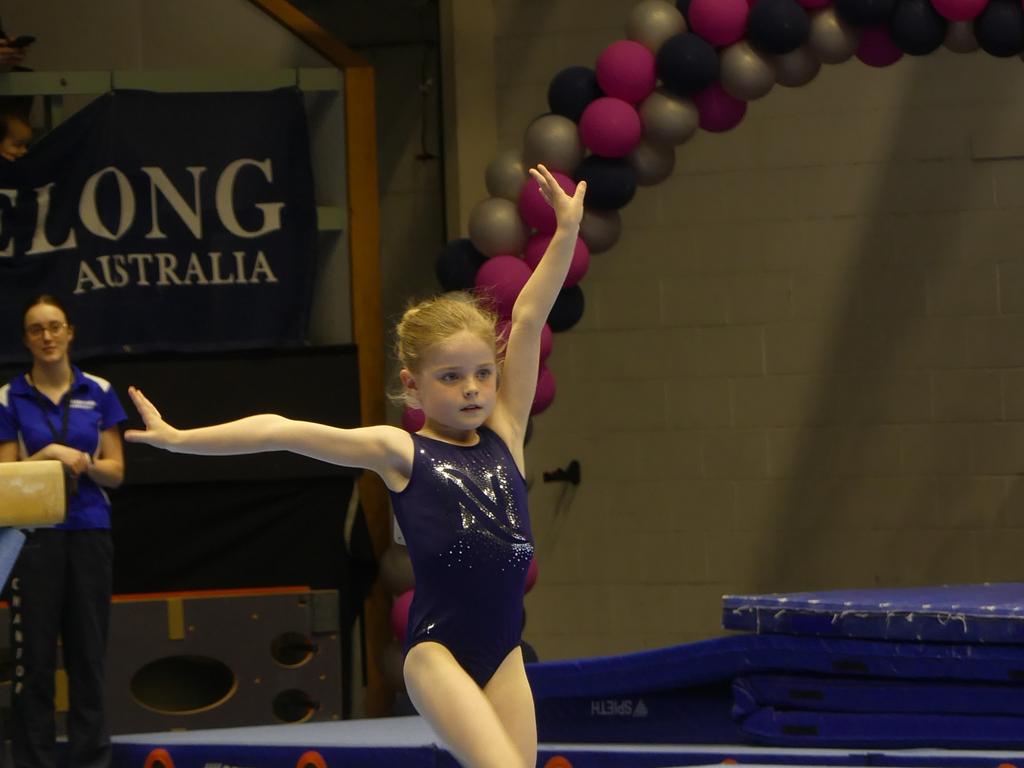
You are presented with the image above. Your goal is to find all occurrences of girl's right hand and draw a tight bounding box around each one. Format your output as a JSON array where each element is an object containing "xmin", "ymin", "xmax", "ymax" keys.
[
  {"xmin": 529, "ymin": 163, "xmax": 586, "ymax": 229},
  {"xmin": 124, "ymin": 386, "xmax": 179, "ymax": 449}
]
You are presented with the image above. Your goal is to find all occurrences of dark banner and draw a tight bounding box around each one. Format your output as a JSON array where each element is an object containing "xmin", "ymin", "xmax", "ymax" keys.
[{"xmin": 0, "ymin": 88, "xmax": 317, "ymax": 361}]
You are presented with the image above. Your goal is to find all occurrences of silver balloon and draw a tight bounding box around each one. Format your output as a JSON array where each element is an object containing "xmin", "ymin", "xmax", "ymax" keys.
[
  {"xmin": 379, "ymin": 544, "xmax": 414, "ymax": 595},
  {"xmin": 579, "ymin": 207, "xmax": 622, "ymax": 254},
  {"xmin": 772, "ymin": 44, "xmax": 821, "ymax": 87},
  {"xmin": 629, "ymin": 139, "xmax": 676, "ymax": 186},
  {"xmin": 945, "ymin": 20, "xmax": 979, "ymax": 53},
  {"xmin": 720, "ymin": 41, "xmax": 776, "ymax": 101},
  {"xmin": 626, "ymin": 0, "xmax": 687, "ymax": 53},
  {"xmin": 809, "ymin": 8, "xmax": 859, "ymax": 64},
  {"xmin": 523, "ymin": 114, "xmax": 584, "ymax": 175},
  {"xmin": 639, "ymin": 86, "xmax": 699, "ymax": 146},
  {"xmin": 468, "ymin": 197, "xmax": 529, "ymax": 257},
  {"xmin": 485, "ymin": 149, "xmax": 527, "ymax": 201}
]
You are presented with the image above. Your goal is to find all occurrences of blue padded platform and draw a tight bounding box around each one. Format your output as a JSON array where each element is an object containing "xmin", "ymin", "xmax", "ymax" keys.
[
  {"xmin": 733, "ymin": 673, "xmax": 1024, "ymax": 715},
  {"xmin": 722, "ymin": 583, "xmax": 1024, "ymax": 643},
  {"xmin": 0, "ymin": 528, "xmax": 24, "ymax": 590},
  {"xmin": 526, "ymin": 634, "xmax": 1024, "ymax": 700},
  {"xmin": 737, "ymin": 707, "xmax": 1024, "ymax": 749},
  {"xmin": 525, "ymin": 634, "xmax": 1024, "ymax": 745},
  {"xmin": 534, "ymin": 683, "xmax": 744, "ymax": 745}
]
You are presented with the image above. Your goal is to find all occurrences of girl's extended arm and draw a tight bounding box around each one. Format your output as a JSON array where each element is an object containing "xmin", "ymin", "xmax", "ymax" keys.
[
  {"xmin": 124, "ymin": 387, "xmax": 410, "ymax": 482},
  {"xmin": 493, "ymin": 165, "xmax": 586, "ymax": 435}
]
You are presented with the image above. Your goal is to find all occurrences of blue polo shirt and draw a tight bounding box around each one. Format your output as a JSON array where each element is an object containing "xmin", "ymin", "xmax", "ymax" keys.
[{"xmin": 0, "ymin": 366, "xmax": 127, "ymax": 530}]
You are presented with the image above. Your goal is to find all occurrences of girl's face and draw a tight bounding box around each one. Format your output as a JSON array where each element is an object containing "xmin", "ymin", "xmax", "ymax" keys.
[
  {"xmin": 402, "ymin": 330, "xmax": 497, "ymax": 435},
  {"xmin": 23, "ymin": 302, "xmax": 73, "ymax": 366}
]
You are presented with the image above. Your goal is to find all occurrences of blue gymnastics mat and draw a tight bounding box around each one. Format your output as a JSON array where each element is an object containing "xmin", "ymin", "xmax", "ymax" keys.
[
  {"xmin": 526, "ymin": 632, "xmax": 1024, "ymax": 747},
  {"xmin": 0, "ymin": 527, "xmax": 25, "ymax": 590},
  {"xmin": 527, "ymin": 634, "xmax": 1024, "ymax": 703},
  {"xmin": 733, "ymin": 673, "xmax": 1024, "ymax": 715},
  {"xmin": 722, "ymin": 583, "xmax": 1024, "ymax": 643},
  {"xmin": 736, "ymin": 707, "xmax": 1024, "ymax": 750}
]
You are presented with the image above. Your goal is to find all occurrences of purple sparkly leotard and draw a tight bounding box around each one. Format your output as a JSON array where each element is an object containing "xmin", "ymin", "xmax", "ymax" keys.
[{"xmin": 389, "ymin": 426, "xmax": 534, "ymax": 687}]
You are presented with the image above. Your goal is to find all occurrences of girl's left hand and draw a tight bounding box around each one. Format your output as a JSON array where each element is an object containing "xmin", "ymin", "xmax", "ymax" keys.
[
  {"xmin": 528, "ymin": 164, "xmax": 586, "ymax": 229},
  {"xmin": 124, "ymin": 386, "xmax": 180, "ymax": 449}
]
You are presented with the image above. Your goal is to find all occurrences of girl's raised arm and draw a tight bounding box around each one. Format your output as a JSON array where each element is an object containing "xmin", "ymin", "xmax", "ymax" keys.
[
  {"xmin": 493, "ymin": 165, "xmax": 586, "ymax": 436},
  {"xmin": 125, "ymin": 386, "xmax": 411, "ymax": 485}
]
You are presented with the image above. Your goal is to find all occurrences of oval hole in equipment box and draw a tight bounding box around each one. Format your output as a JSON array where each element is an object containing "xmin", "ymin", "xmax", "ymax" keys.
[{"xmin": 131, "ymin": 655, "xmax": 236, "ymax": 714}]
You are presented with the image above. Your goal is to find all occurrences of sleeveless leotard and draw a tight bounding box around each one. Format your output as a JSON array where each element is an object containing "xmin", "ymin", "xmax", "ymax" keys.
[{"xmin": 389, "ymin": 426, "xmax": 534, "ymax": 687}]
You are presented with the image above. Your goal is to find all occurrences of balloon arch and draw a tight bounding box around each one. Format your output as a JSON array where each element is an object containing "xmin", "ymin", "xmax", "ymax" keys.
[
  {"xmin": 381, "ymin": 0, "xmax": 1022, "ymax": 684},
  {"xmin": 424, "ymin": 0, "xmax": 1021, "ymax": 426}
]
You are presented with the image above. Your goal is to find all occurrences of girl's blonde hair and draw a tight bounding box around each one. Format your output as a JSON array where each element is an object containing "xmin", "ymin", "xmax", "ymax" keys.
[{"xmin": 394, "ymin": 291, "xmax": 502, "ymax": 375}]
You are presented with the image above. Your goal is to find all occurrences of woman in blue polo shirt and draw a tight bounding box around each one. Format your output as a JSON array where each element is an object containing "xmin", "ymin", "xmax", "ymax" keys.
[{"xmin": 0, "ymin": 294, "xmax": 126, "ymax": 768}]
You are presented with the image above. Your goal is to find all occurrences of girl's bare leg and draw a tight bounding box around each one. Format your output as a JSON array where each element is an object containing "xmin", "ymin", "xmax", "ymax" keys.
[
  {"xmin": 483, "ymin": 647, "xmax": 537, "ymax": 768},
  {"xmin": 404, "ymin": 642, "xmax": 530, "ymax": 768}
]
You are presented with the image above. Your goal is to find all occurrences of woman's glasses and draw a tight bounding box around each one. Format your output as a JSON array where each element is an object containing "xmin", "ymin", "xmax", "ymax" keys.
[{"xmin": 25, "ymin": 321, "xmax": 68, "ymax": 338}]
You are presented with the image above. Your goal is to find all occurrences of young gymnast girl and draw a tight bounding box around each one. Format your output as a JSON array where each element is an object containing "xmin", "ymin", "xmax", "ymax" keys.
[{"xmin": 125, "ymin": 164, "xmax": 586, "ymax": 768}]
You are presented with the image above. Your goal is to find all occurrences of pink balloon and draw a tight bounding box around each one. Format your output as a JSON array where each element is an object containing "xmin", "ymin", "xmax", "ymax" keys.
[
  {"xmin": 517, "ymin": 171, "xmax": 577, "ymax": 233},
  {"xmin": 496, "ymin": 319, "xmax": 554, "ymax": 363},
  {"xmin": 856, "ymin": 25, "xmax": 903, "ymax": 67},
  {"xmin": 688, "ymin": 0, "xmax": 749, "ymax": 47},
  {"xmin": 475, "ymin": 255, "xmax": 532, "ymax": 317},
  {"xmin": 401, "ymin": 407, "xmax": 425, "ymax": 432},
  {"xmin": 596, "ymin": 40, "xmax": 657, "ymax": 104},
  {"xmin": 930, "ymin": 0, "xmax": 988, "ymax": 20},
  {"xmin": 579, "ymin": 97, "xmax": 643, "ymax": 158},
  {"xmin": 693, "ymin": 83, "xmax": 747, "ymax": 133},
  {"xmin": 532, "ymin": 366, "xmax": 556, "ymax": 415},
  {"xmin": 391, "ymin": 589, "xmax": 414, "ymax": 641},
  {"xmin": 524, "ymin": 557, "xmax": 539, "ymax": 593},
  {"xmin": 523, "ymin": 233, "xmax": 590, "ymax": 288}
]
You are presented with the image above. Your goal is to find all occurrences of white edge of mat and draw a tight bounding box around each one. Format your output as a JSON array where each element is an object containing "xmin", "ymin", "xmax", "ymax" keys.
[{"xmin": 113, "ymin": 717, "xmax": 1024, "ymax": 760}]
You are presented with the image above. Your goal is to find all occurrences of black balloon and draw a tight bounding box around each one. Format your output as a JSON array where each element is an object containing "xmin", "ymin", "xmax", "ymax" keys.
[
  {"xmin": 975, "ymin": 0, "xmax": 1024, "ymax": 57},
  {"xmin": 889, "ymin": 0, "xmax": 946, "ymax": 55},
  {"xmin": 548, "ymin": 285, "xmax": 586, "ymax": 332},
  {"xmin": 834, "ymin": 0, "xmax": 896, "ymax": 26},
  {"xmin": 548, "ymin": 66, "xmax": 603, "ymax": 123},
  {"xmin": 656, "ymin": 33, "xmax": 719, "ymax": 97},
  {"xmin": 748, "ymin": 0, "xmax": 811, "ymax": 55},
  {"xmin": 436, "ymin": 238, "xmax": 487, "ymax": 292},
  {"xmin": 574, "ymin": 156, "xmax": 637, "ymax": 211},
  {"xmin": 675, "ymin": 0, "xmax": 692, "ymax": 22}
]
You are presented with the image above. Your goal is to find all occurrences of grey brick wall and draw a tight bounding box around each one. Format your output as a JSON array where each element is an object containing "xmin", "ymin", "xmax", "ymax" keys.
[{"xmin": 495, "ymin": 1, "xmax": 1024, "ymax": 660}]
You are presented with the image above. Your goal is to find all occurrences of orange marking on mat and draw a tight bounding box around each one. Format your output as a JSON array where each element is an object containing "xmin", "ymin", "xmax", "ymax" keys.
[
  {"xmin": 297, "ymin": 751, "xmax": 327, "ymax": 768},
  {"xmin": 144, "ymin": 748, "xmax": 174, "ymax": 768},
  {"xmin": 544, "ymin": 757, "xmax": 573, "ymax": 768}
]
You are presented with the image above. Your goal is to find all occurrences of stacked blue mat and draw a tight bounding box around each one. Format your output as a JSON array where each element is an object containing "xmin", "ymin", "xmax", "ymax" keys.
[
  {"xmin": 526, "ymin": 583, "xmax": 1024, "ymax": 749},
  {"xmin": 722, "ymin": 583, "xmax": 1024, "ymax": 748}
]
